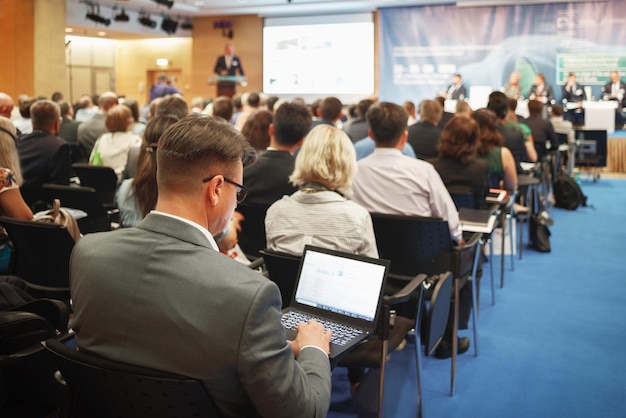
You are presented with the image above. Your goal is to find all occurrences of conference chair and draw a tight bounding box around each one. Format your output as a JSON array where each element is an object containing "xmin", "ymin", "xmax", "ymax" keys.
[
  {"xmin": 0, "ymin": 299, "xmax": 71, "ymax": 417},
  {"xmin": 45, "ymin": 338, "xmax": 223, "ymax": 418},
  {"xmin": 235, "ymin": 202, "xmax": 270, "ymax": 260},
  {"xmin": 369, "ymin": 213, "xmax": 480, "ymax": 396},
  {"xmin": 0, "ymin": 216, "xmax": 75, "ymax": 305},
  {"xmin": 71, "ymin": 163, "xmax": 118, "ymax": 210},
  {"xmin": 41, "ymin": 184, "xmax": 114, "ymax": 233}
]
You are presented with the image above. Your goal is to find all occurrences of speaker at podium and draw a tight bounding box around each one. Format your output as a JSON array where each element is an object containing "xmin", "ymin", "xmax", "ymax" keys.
[{"xmin": 208, "ymin": 76, "xmax": 247, "ymax": 97}]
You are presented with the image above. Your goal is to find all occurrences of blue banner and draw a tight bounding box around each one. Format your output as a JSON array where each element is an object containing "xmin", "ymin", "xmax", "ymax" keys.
[{"xmin": 379, "ymin": 0, "xmax": 626, "ymax": 104}]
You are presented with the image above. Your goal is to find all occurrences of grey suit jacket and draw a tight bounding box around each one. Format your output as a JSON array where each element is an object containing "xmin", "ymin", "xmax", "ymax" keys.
[
  {"xmin": 77, "ymin": 111, "xmax": 106, "ymax": 157},
  {"xmin": 70, "ymin": 213, "xmax": 331, "ymax": 418}
]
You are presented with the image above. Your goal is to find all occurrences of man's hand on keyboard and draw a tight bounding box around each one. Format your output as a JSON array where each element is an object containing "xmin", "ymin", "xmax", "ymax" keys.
[{"xmin": 288, "ymin": 320, "xmax": 332, "ymax": 358}]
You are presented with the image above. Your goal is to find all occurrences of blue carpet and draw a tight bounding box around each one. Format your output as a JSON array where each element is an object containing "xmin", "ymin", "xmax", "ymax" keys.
[{"xmin": 328, "ymin": 179, "xmax": 626, "ymax": 418}]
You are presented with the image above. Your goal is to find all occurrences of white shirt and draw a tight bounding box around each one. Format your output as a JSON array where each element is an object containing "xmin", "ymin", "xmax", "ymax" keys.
[
  {"xmin": 550, "ymin": 116, "xmax": 574, "ymax": 143},
  {"xmin": 89, "ymin": 131, "xmax": 142, "ymax": 182},
  {"xmin": 151, "ymin": 210, "xmax": 220, "ymax": 251},
  {"xmin": 351, "ymin": 148, "xmax": 462, "ymax": 242}
]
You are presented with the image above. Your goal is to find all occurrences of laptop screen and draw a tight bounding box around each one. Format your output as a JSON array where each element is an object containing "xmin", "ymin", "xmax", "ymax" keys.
[{"xmin": 293, "ymin": 247, "xmax": 387, "ymax": 322}]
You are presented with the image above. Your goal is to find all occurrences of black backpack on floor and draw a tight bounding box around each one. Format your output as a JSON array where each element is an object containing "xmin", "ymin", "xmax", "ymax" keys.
[{"xmin": 554, "ymin": 175, "xmax": 587, "ymax": 210}]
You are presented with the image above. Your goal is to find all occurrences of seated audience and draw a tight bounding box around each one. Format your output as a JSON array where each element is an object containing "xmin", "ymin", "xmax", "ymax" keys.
[
  {"xmin": 403, "ymin": 100, "xmax": 418, "ymax": 126},
  {"xmin": 70, "ymin": 114, "xmax": 332, "ymax": 418},
  {"xmin": 57, "ymin": 101, "xmax": 81, "ymax": 147},
  {"xmin": 472, "ymin": 109, "xmax": 518, "ymax": 191},
  {"xmin": 154, "ymin": 94, "xmax": 189, "ymax": 119},
  {"xmin": 342, "ymin": 98, "xmax": 374, "ymax": 142},
  {"xmin": 89, "ymin": 105, "xmax": 142, "ymax": 182},
  {"xmin": 234, "ymin": 92, "xmax": 262, "ymax": 130},
  {"xmin": 77, "ymin": 91, "xmax": 118, "ymax": 157},
  {"xmin": 487, "ymin": 92, "xmax": 528, "ymax": 173},
  {"xmin": 17, "ymin": 100, "xmax": 71, "ymax": 189},
  {"xmin": 13, "ymin": 97, "xmax": 35, "ymax": 135},
  {"xmin": 524, "ymin": 99, "xmax": 557, "ymax": 162},
  {"xmin": 429, "ymin": 116, "xmax": 489, "ymax": 208},
  {"xmin": 0, "ymin": 93, "xmax": 15, "ymax": 121},
  {"xmin": 122, "ymin": 98, "xmax": 146, "ymax": 137},
  {"xmin": 211, "ymin": 96, "xmax": 234, "ymax": 122},
  {"xmin": 243, "ymin": 102, "xmax": 311, "ymax": 206},
  {"xmin": 116, "ymin": 115, "xmax": 179, "ymax": 227},
  {"xmin": 407, "ymin": 99, "xmax": 443, "ymax": 160},
  {"xmin": 266, "ymin": 124, "xmax": 377, "ymax": 258},
  {"xmin": 0, "ymin": 117, "xmax": 33, "ymax": 219},
  {"xmin": 74, "ymin": 94, "xmax": 98, "ymax": 122},
  {"xmin": 311, "ymin": 97, "xmax": 343, "ymax": 129},
  {"xmin": 241, "ymin": 109, "xmax": 273, "ymax": 155},
  {"xmin": 435, "ymin": 96, "xmax": 454, "ymax": 129},
  {"xmin": 506, "ymin": 98, "xmax": 538, "ymax": 163}
]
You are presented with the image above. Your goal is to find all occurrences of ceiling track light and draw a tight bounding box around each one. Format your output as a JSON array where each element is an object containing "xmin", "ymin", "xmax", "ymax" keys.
[
  {"xmin": 114, "ymin": 8, "xmax": 129, "ymax": 22},
  {"xmin": 152, "ymin": 0, "xmax": 175, "ymax": 9},
  {"xmin": 85, "ymin": 3, "xmax": 111, "ymax": 26},
  {"xmin": 139, "ymin": 11, "xmax": 157, "ymax": 28},
  {"xmin": 161, "ymin": 16, "xmax": 178, "ymax": 35},
  {"xmin": 181, "ymin": 18, "xmax": 193, "ymax": 30}
]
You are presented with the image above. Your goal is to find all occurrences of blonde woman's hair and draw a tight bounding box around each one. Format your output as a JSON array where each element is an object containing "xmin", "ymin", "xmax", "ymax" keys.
[
  {"xmin": 0, "ymin": 117, "xmax": 23, "ymax": 185},
  {"xmin": 289, "ymin": 125, "xmax": 356, "ymax": 194}
]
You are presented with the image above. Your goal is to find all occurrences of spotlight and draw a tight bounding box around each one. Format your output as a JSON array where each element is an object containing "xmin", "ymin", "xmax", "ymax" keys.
[
  {"xmin": 85, "ymin": 3, "xmax": 111, "ymax": 26},
  {"xmin": 161, "ymin": 16, "xmax": 178, "ymax": 35},
  {"xmin": 181, "ymin": 18, "xmax": 193, "ymax": 30},
  {"xmin": 114, "ymin": 8, "xmax": 129, "ymax": 22},
  {"xmin": 139, "ymin": 12, "xmax": 157, "ymax": 28},
  {"xmin": 153, "ymin": 0, "xmax": 175, "ymax": 8}
]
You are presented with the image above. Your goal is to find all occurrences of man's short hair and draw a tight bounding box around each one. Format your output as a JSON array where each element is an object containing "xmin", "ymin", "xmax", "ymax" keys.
[
  {"xmin": 59, "ymin": 101, "xmax": 72, "ymax": 117},
  {"xmin": 355, "ymin": 99, "xmax": 375, "ymax": 118},
  {"xmin": 507, "ymin": 97, "xmax": 518, "ymax": 112},
  {"xmin": 527, "ymin": 99, "xmax": 544, "ymax": 116},
  {"xmin": 30, "ymin": 100, "xmax": 60, "ymax": 130},
  {"xmin": 98, "ymin": 91, "xmax": 119, "ymax": 112},
  {"xmin": 212, "ymin": 96, "xmax": 234, "ymax": 122},
  {"xmin": 247, "ymin": 92, "xmax": 261, "ymax": 108},
  {"xmin": 289, "ymin": 125, "xmax": 356, "ymax": 194},
  {"xmin": 320, "ymin": 97, "xmax": 343, "ymax": 121},
  {"xmin": 273, "ymin": 102, "xmax": 312, "ymax": 147},
  {"xmin": 19, "ymin": 98, "xmax": 36, "ymax": 118},
  {"xmin": 366, "ymin": 101, "xmax": 408, "ymax": 146},
  {"xmin": 156, "ymin": 114, "xmax": 256, "ymax": 192},
  {"xmin": 420, "ymin": 99, "xmax": 443, "ymax": 124},
  {"xmin": 551, "ymin": 104, "xmax": 564, "ymax": 117},
  {"xmin": 487, "ymin": 92, "xmax": 509, "ymax": 119},
  {"xmin": 155, "ymin": 95, "xmax": 189, "ymax": 119}
]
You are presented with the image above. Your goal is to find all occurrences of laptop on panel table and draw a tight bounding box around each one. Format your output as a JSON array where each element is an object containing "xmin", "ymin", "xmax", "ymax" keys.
[{"xmin": 281, "ymin": 245, "xmax": 389, "ymax": 359}]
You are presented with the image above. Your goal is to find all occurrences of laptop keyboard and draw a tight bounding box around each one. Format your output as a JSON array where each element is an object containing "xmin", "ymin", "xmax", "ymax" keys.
[{"xmin": 281, "ymin": 311, "xmax": 362, "ymax": 346}]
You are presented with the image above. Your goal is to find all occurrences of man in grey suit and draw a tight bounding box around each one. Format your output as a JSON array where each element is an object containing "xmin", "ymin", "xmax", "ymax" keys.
[
  {"xmin": 77, "ymin": 91, "xmax": 118, "ymax": 157},
  {"xmin": 70, "ymin": 114, "xmax": 333, "ymax": 418}
]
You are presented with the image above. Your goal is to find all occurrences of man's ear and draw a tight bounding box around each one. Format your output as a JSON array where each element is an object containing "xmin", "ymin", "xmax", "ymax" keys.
[
  {"xmin": 205, "ymin": 175, "xmax": 224, "ymax": 207},
  {"xmin": 268, "ymin": 123, "xmax": 274, "ymax": 139}
]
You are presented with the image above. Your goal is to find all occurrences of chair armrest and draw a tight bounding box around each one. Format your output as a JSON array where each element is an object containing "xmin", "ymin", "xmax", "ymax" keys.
[
  {"xmin": 248, "ymin": 257, "xmax": 265, "ymax": 270},
  {"xmin": 455, "ymin": 231, "xmax": 481, "ymax": 252},
  {"xmin": 8, "ymin": 298, "xmax": 70, "ymax": 333},
  {"xmin": 383, "ymin": 274, "xmax": 427, "ymax": 306}
]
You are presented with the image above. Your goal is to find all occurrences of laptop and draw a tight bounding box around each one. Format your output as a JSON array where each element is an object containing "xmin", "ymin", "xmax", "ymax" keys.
[{"xmin": 281, "ymin": 245, "xmax": 389, "ymax": 359}]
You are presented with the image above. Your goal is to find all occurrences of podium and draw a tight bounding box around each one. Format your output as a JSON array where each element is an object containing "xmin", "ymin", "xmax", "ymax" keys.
[
  {"xmin": 208, "ymin": 76, "xmax": 247, "ymax": 98},
  {"xmin": 583, "ymin": 101, "xmax": 617, "ymax": 134}
]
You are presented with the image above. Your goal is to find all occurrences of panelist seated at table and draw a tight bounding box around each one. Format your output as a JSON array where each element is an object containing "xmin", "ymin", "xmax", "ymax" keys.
[
  {"xmin": 561, "ymin": 72, "xmax": 587, "ymax": 126},
  {"xmin": 601, "ymin": 70, "xmax": 626, "ymax": 127}
]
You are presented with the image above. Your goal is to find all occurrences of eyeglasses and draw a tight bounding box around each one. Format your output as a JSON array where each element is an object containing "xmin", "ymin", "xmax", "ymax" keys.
[{"xmin": 202, "ymin": 175, "xmax": 250, "ymax": 203}]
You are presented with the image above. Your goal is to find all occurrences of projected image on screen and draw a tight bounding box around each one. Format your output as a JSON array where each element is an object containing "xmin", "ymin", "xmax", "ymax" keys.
[{"xmin": 263, "ymin": 17, "xmax": 374, "ymax": 96}]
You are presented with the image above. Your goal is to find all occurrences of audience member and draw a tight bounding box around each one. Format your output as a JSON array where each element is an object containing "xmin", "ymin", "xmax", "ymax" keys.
[
  {"xmin": 51, "ymin": 91, "xmax": 63, "ymax": 103},
  {"xmin": 429, "ymin": 116, "xmax": 489, "ymax": 208},
  {"xmin": 149, "ymin": 73, "xmax": 182, "ymax": 102},
  {"xmin": 116, "ymin": 115, "xmax": 180, "ymax": 227},
  {"xmin": 403, "ymin": 100, "xmax": 418, "ymax": 126},
  {"xmin": 0, "ymin": 93, "xmax": 15, "ymax": 120},
  {"xmin": 309, "ymin": 98, "xmax": 322, "ymax": 121},
  {"xmin": 57, "ymin": 101, "xmax": 81, "ymax": 146},
  {"xmin": 549, "ymin": 105, "xmax": 574, "ymax": 144},
  {"xmin": 455, "ymin": 100, "xmax": 472, "ymax": 118},
  {"xmin": 352, "ymin": 101, "xmax": 462, "ymax": 243},
  {"xmin": 311, "ymin": 97, "xmax": 343, "ymax": 128},
  {"xmin": 13, "ymin": 97, "xmax": 35, "ymax": 135},
  {"xmin": 471, "ymin": 108, "xmax": 518, "ymax": 191},
  {"xmin": 266, "ymin": 124, "xmax": 377, "ymax": 258},
  {"xmin": 243, "ymin": 102, "xmax": 311, "ymax": 206},
  {"xmin": 241, "ymin": 109, "xmax": 272, "ymax": 154},
  {"xmin": 154, "ymin": 94, "xmax": 189, "ymax": 119},
  {"xmin": 122, "ymin": 98, "xmax": 146, "ymax": 136},
  {"xmin": 561, "ymin": 72, "xmax": 586, "ymax": 126},
  {"xmin": 190, "ymin": 96, "xmax": 206, "ymax": 114},
  {"xmin": 442, "ymin": 73, "xmax": 467, "ymax": 100},
  {"xmin": 74, "ymin": 94, "xmax": 98, "ymax": 122},
  {"xmin": 0, "ymin": 117, "xmax": 33, "ymax": 219},
  {"xmin": 342, "ymin": 98, "xmax": 374, "ymax": 142},
  {"xmin": 407, "ymin": 99, "xmax": 443, "ymax": 160},
  {"xmin": 230, "ymin": 93, "xmax": 244, "ymax": 125},
  {"xmin": 264, "ymin": 95, "xmax": 280, "ymax": 113},
  {"xmin": 502, "ymin": 71, "xmax": 523, "ymax": 100},
  {"xmin": 17, "ymin": 100, "xmax": 71, "ymax": 189},
  {"xmin": 524, "ymin": 99, "xmax": 557, "ymax": 162},
  {"xmin": 351, "ymin": 101, "xmax": 468, "ymax": 358},
  {"xmin": 211, "ymin": 96, "xmax": 234, "ymax": 122},
  {"xmin": 77, "ymin": 91, "xmax": 118, "ymax": 157},
  {"xmin": 89, "ymin": 105, "xmax": 141, "ymax": 183},
  {"xmin": 487, "ymin": 92, "xmax": 528, "ymax": 173},
  {"xmin": 506, "ymin": 98, "xmax": 538, "ymax": 163},
  {"xmin": 70, "ymin": 114, "xmax": 332, "ymax": 418},
  {"xmin": 234, "ymin": 92, "xmax": 261, "ymax": 130},
  {"xmin": 435, "ymin": 96, "xmax": 454, "ymax": 128}
]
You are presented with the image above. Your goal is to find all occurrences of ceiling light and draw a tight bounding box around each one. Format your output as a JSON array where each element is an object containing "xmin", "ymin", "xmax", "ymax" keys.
[
  {"xmin": 114, "ymin": 8, "xmax": 129, "ymax": 22},
  {"xmin": 85, "ymin": 3, "xmax": 111, "ymax": 26},
  {"xmin": 161, "ymin": 16, "xmax": 178, "ymax": 35},
  {"xmin": 153, "ymin": 0, "xmax": 175, "ymax": 8},
  {"xmin": 181, "ymin": 18, "xmax": 193, "ymax": 30}
]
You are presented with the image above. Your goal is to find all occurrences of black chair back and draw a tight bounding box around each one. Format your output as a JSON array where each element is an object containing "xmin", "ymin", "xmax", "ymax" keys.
[
  {"xmin": 45, "ymin": 338, "xmax": 222, "ymax": 418},
  {"xmin": 447, "ymin": 185, "xmax": 477, "ymax": 210},
  {"xmin": 422, "ymin": 272, "xmax": 452, "ymax": 356},
  {"xmin": 259, "ymin": 249, "xmax": 301, "ymax": 309},
  {"xmin": 0, "ymin": 216, "xmax": 74, "ymax": 302},
  {"xmin": 41, "ymin": 184, "xmax": 111, "ymax": 234},
  {"xmin": 236, "ymin": 203, "xmax": 270, "ymax": 259},
  {"xmin": 71, "ymin": 163, "xmax": 118, "ymax": 208}
]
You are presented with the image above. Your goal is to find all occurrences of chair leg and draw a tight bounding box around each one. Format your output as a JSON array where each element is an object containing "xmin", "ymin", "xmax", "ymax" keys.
[
  {"xmin": 508, "ymin": 213, "xmax": 515, "ymax": 271},
  {"xmin": 500, "ymin": 211, "xmax": 506, "ymax": 289},
  {"xmin": 470, "ymin": 272, "xmax": 479, "ymax": 358},
  {"xmin": 451, "ymin": 279, "xmax": 459, "ymax": 397},
  {"xmin": 414, "ymin": 332, "xmax": 424, "ymax": 418},
  {"xmin": 378, "ymin": 338, "xmax": 388, "ymax": 418},
  {"xmin": 488, "ymin": 237, "xmax": 494, "ymax": 294},
  {"xmin": 471, "ymin": 242, "xmax": 483, "ymax": 315}
]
